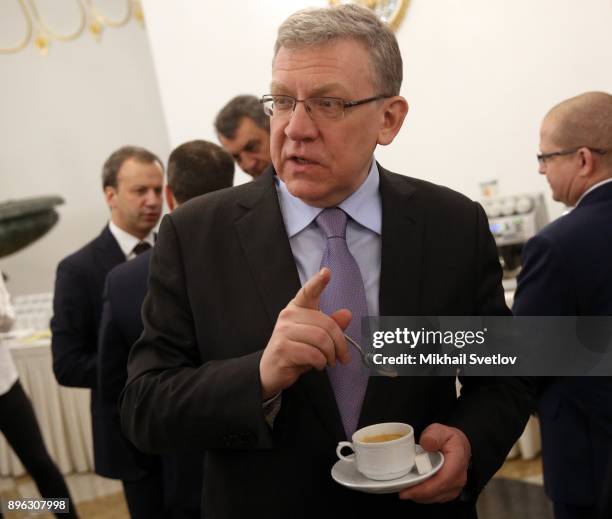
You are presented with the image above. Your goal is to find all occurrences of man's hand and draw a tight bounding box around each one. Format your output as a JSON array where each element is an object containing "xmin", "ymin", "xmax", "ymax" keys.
[
  {"xmin": 399, "ymin": 423, "xmax": 471, "ymax": 503},
  {"xmin": 259, "ymin": 268, "xmax": 351, "ymax": 400}
]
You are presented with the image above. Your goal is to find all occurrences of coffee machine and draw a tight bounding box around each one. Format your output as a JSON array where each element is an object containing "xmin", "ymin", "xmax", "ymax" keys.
[{"xmin": 480, "ymin": 193, "xmax": 548, "ymax": 305}]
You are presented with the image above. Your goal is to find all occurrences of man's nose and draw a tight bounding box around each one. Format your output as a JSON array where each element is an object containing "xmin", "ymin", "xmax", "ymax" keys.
[
  {"xmin": 284, "ymin": 102, "xmax": 318, "ymax": 141},
  {"xmin": 241, "ymin": 154, "xmax": 257, "ymax": 172},
  {"xmin": 145, "ymin": 190, "xmax": 162, "ymax": 206}
]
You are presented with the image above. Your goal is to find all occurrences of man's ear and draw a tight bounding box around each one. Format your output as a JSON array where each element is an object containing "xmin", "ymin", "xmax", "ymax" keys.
[
  {"xmin": 104, "ymin": 186, "xmax": 116, "ymax": 209},
  {"xmin": 577, "ymin": 147, "xmax": 596, "ymax": 178},
  {"xmin": 377, "ymin": 96, "xmax": 409, "ymax": 146},
  {"xmin": 165, "ymin": 185, "xmax": 177, "ymax": 212}
]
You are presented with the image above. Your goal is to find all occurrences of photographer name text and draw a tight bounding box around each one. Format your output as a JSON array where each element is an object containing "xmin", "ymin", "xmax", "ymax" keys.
[{"xmin": 372, "ymin": 352, "xmax": 517, "ymax": 366}]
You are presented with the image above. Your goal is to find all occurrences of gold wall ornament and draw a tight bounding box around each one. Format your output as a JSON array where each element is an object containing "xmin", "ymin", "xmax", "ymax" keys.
[
  {"xmin": 0, "ymin": 0, "xmax": 33, "ymax": 54},
  {"xmin": 328, "ymin": 0, "xmax": 410, "ymax": 32},
  {"xmin": 0, "ymin": 0, "xmax": 143, "ymax": 55},
  {"xmin": 132, "ymin": 0, "xmax": 145, "ymax": 26},
  {"xmin": 84, "ymin": 0, "xmax": 132, "ymax": 29},
  {"xmin": 27, "ymin": 0, "xmax": 85, "ymax": 55},
  {"xmin": 83, "ymin": 0, "xmax": 132, "ymax": 41}
]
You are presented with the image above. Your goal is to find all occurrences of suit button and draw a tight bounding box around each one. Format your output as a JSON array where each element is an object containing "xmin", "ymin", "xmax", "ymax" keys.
[
  {"xmin": 224, "ymin": 432, "xmax": 257, "ymax": 447},
  {"xmin": 223, "ymin": 433, "xmax": 237, "ymax": 446}
]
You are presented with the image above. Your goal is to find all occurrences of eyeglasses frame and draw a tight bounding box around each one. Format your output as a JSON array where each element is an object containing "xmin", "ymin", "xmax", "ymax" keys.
[
  {"xmin": 259, "ymin": 94, "xmax": 390, "ymax": 120},
  {"xmin": 537, "ymin": 146, "xmax": 608, "ymax": 166}
]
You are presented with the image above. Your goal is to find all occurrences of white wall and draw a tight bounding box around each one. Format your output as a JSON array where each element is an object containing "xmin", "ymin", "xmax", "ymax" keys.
[
  {"xmin": 142, "ymin": 0, "xmax": 612, "ymax": 206},
  {"xmin": 0, "ymin": 2, "xmax": 170, "ymax": 295},
  {"xmin": 141, "ymin": 0, "xmax": 317, "ymax": 185},
  {"xmin": 2, "ymin": 0, "xmax": 611, "ymax": 295}
]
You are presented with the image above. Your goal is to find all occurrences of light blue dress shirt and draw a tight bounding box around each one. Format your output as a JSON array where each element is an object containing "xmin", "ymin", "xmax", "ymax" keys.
[{"xmin": 275, "ymin": 159, "xmax": 382, "ymax": 317}]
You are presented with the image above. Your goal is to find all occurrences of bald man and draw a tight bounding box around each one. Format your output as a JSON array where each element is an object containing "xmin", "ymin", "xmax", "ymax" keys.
[{"xmin": 514, "ymin": 92, "xmax": 612, "ymax": 519}]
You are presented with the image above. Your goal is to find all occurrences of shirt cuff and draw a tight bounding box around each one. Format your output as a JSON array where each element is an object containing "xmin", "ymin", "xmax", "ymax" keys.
[{"xmin": 262, "ymin": 392, "xmax": 282, "ymax": 428}]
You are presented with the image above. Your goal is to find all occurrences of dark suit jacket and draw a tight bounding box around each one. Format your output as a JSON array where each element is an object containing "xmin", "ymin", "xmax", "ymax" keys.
[
  {"xmin": 99, "ymin": 250, "xmax": 204, "ymax": 511},
  {"xmin": 97, "ymin": 250, "xmax": 154, "ymax": 480},
  {"xmin": 51, "ymin": 226, "xmax": 145, "ymax": 479},
  {"xmin": 120, "ymin": 167, "xmax": 534, "ymax": 519},
  {"xmin": 513, "ymin": 181, "xmax": 612, "ymax": 506},
  {"xmin": 99, "ymin": 251, "xmax": 152, "ymax": 406}
]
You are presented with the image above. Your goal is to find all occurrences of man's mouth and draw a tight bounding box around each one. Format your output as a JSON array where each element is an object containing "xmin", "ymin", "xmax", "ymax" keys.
[{"xmin": 290, "ymin": 155, "xmax": 317, "ymax": 165}]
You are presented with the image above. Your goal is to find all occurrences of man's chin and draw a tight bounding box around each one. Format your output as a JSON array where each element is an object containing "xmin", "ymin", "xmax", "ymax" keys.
[
  {"xmin": 139, "ymin": 217, "xmax": 160, "ymax": 231},
  {"xmin": 285, "ymin": 181, "xmax": 342, "ymax": 208},
  {"xmin": 246, "ymin": 162, "xmax": 270, "ymax": 177}
]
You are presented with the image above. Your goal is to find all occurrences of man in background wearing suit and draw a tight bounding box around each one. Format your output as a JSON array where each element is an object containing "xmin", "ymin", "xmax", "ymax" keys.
[
  {"xmin": 98, "ymin": 140, "xmax": 234, "ymax": 518},
  {"xmin": 215, "ymin": 95, "xmax": 271, "ymax": 179},
  {"xmin": 51, "ymin": 146, "xmax": 163, "ymax": 510},
  {"xmin": 121, "ymin": 5, "xmax": 534, "ymax": 518},
  {"xmin": 514, "ymin": 92, "xmax": 612, "ymax": 519}
]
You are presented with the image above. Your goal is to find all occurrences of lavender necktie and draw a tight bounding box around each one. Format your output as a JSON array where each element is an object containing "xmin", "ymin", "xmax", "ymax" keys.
[{"xmin": 316, "ymin": 207, "xmax": 369, "ymax": 438}]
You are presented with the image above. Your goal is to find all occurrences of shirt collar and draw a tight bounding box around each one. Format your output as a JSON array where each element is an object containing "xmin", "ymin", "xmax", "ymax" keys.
[
  {"xmin": 275, "ymin": 159, "xmax": 382, "ymax": 238},
  {"xmin": 575, "ymin": 178, "xmax": 612, "ymax": 207},
  {"xmin": 108, "ymin": 221, "xmax": 155, "ymax": 258}
]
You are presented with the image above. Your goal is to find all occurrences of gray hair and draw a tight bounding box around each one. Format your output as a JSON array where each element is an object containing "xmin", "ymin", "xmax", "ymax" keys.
[
  {"xmin": 274, "ymin": 4, "xmax": 402, "ymax": 96},
  {"xmin": 215, "ymin": 95, "xmax": 270, "ymax": 139}
]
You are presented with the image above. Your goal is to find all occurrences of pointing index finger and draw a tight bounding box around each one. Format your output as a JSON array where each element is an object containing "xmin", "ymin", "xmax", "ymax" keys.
[{"xmin": 292, "ymin": 268, "xmax": 331, "ymax": 310}]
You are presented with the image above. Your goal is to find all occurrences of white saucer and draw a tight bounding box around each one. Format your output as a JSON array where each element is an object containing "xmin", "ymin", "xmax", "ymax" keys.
[{"xmin": 331, "ymin": 445, "xmax": 444, "ymax": 494}]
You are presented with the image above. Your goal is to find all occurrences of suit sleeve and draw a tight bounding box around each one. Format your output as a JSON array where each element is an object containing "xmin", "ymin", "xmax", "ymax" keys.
[
  {"xmin": 513, "ymin": 234, "xmax": 574, "ymax": 316},
  {"xmin": 98, "ymin": 277, "xmax": 131, "ymax": 403},
  {"xmin": 51, "ymin": 260, "xmax": 98, "ymax": 388},
  {"xmin": 447, "ymin": 203, "xmax": 536, "ymax": 496},
  {"xmin": 120, "ymin": 215, "xmax": 273, "ymax": 454}
]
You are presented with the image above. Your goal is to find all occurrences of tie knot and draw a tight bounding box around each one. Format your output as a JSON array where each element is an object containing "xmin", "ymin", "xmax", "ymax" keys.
[
  {"xmin": 132, "ymin": 242, "xmax": 151, "ymax": 256},
  {"xmin": 316, "ymin": 208, "xmax": 348, "ymax": 239}
]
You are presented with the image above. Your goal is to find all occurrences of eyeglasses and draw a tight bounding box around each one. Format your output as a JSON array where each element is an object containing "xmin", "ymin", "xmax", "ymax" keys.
[
  {"xmin": 260, "ymin": 94, "xmax": 389, "ymax": 121},
  {"xmin": 537, "ymin": 147, "xmax": 608, "ymax": 166}
]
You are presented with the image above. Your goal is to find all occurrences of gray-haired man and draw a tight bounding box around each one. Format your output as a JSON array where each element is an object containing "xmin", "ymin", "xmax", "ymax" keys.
[{"xmin": 121, "ymin": 6, "xmax": 533, "ymax": 518}]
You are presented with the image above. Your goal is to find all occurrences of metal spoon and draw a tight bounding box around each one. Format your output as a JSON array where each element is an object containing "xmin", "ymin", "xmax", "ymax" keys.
[{"xmin": 343, "ymin": 333, "xmax": 398, "ymax": 378}]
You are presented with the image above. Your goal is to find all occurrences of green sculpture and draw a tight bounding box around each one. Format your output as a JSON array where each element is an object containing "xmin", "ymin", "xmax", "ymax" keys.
[{"xmin": 0, "ymin": 196, "xmax": 64, "ymax": 258}]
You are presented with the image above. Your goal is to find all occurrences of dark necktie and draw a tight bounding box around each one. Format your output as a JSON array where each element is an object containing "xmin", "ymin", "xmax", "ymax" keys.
[
  {"xmin": 132, "ymin": 242, "xmax": 151, "ymax": 256},
  {"xmin": 316, "ymin": 208, "xmax": 369, "ymax": 437}
]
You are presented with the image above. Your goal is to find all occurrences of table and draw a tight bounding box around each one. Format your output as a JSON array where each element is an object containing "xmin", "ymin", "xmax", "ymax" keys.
[{"xmin": 0, "ymin": 338, "xmax": 93, "ymax": 477}]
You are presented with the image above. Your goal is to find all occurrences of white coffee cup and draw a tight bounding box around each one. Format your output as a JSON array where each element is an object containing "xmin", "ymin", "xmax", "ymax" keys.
[{"xmin": 336, "ymin": 422, "xmax": 415, "ymax": 481}]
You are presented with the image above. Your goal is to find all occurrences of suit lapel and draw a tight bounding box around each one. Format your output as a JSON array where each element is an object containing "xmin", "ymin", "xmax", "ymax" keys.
[
  {"xmin": 359, "ymin": 167, "xmax": 424, "ymax": 427},
  {"xmin": 378, "ymin": 167, "xmax": 423, "ymax": 316},
  {"xmin": 94, "ymin": 226, "xmax": 126, "ymax": 276},
  {"xmin": 233, "ymin": 173, "xmax": 301, "ymax": 326},
  {"xmin": 234, "ymin": 171, "xmax": 345, "ymax": 441}
]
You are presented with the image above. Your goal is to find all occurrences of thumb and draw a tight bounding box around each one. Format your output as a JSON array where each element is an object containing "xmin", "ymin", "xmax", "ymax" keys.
[
  {"xmin": 419, "ymin": 423, "xmax": 449, "ymax": 452},
  {"xmin": 330, "ymin": 308, "xmax": 352, "ymax": 331},
  {"xmin": 292, "ymin": 268, "xmax": 331, "ymax": 310}
]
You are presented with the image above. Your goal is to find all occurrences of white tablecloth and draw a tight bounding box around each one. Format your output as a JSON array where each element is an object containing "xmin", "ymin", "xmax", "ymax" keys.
[
  {"xmin": 0, "ymin": 339, "xmax": 94, "ymax": 476},
  {"xmin": 456, "ymin": 377, "xmax": 541, "ymax": 460},
  {"xmin": 508, "ymin": 414, "xmax": 541, "ymax": 460},
  {"xmin": 502, "ymin": 286, "xmax": 542, "ymax": 459}
]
